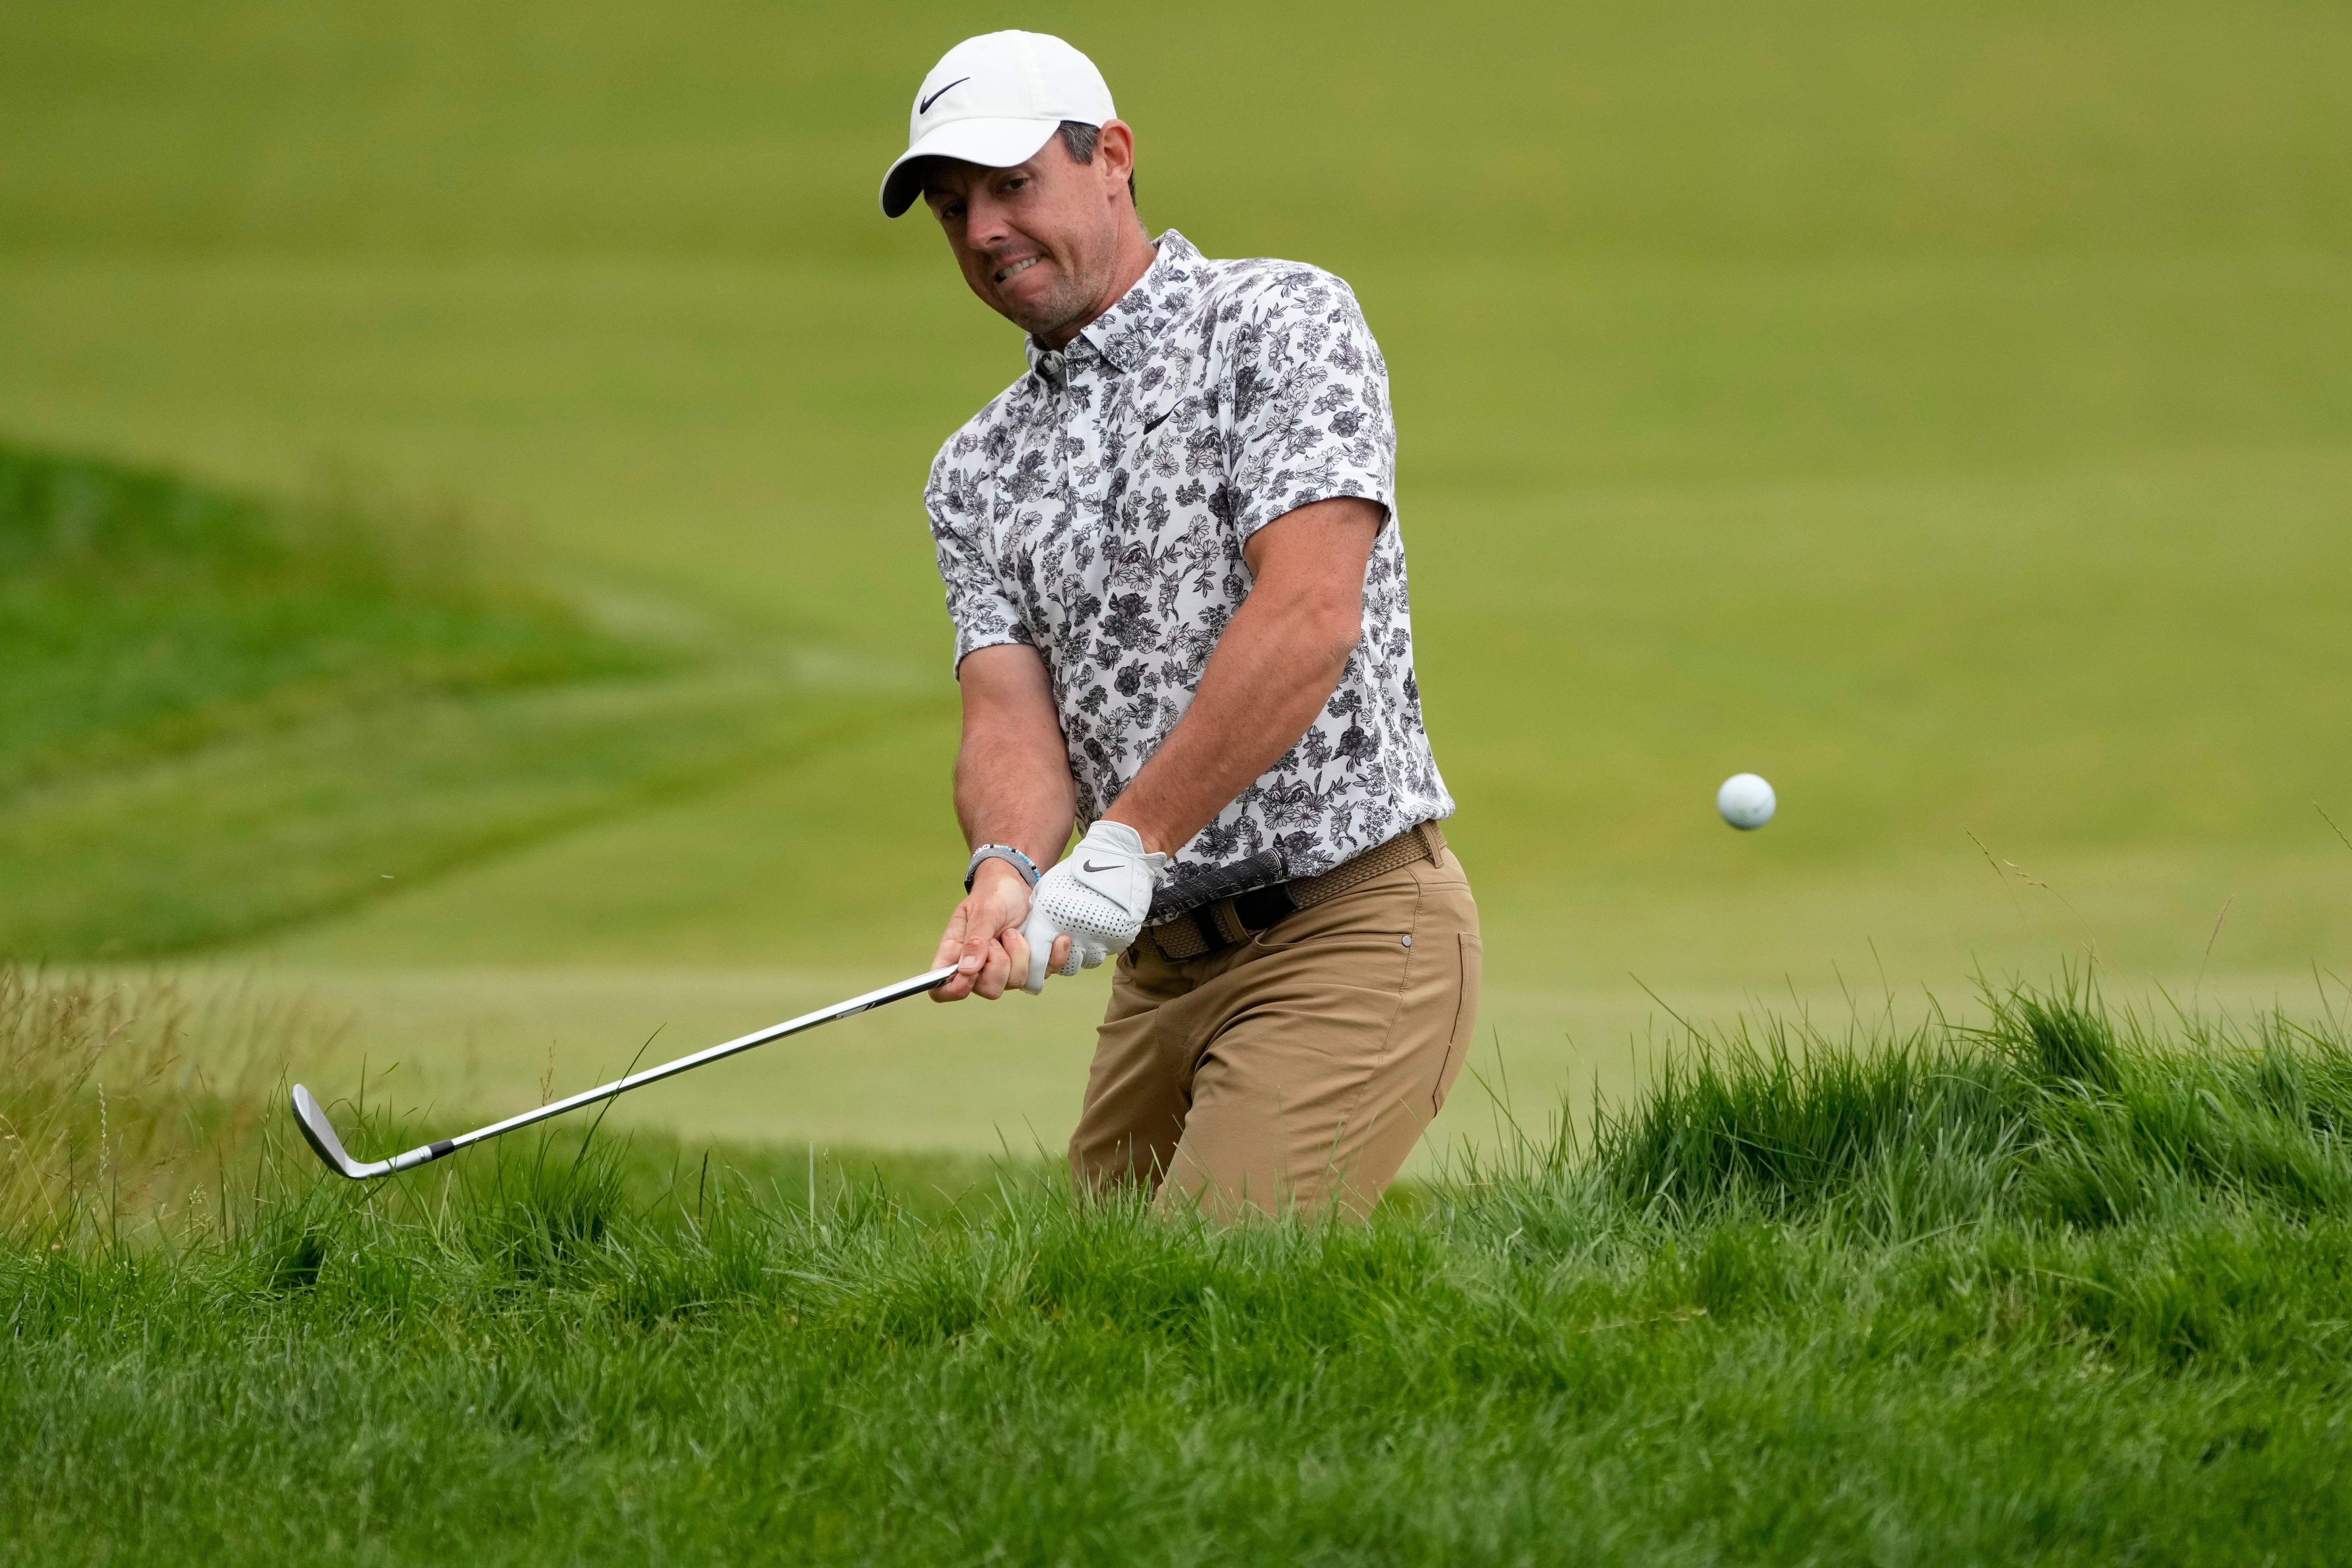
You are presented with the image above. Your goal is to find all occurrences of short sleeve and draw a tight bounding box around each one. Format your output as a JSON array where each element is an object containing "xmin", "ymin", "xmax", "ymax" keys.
[
  {"xmin": 924, "ymin": 438, "xmax": 1035, "ymax": 673},
  {"xmin": 1224, "ymin": 271, "xmax": 1397, "ymax": 540}
]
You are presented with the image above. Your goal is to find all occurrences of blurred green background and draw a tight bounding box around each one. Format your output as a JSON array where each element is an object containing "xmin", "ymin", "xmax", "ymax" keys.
[{"xmin": 2, "ymin": 0, "xmax": 2347, "ymax": 1155}]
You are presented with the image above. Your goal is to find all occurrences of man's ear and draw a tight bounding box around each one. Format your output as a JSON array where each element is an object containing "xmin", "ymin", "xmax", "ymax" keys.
[{"xmin": 1096, "ymin": 120, "xmax": 1137, "ymax": 192}]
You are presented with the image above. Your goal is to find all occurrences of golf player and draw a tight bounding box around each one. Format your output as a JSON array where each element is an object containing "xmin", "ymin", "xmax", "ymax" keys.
[{"xmin": 888, "ymin": 32, "xmax": 1479, "ymax": 1217}]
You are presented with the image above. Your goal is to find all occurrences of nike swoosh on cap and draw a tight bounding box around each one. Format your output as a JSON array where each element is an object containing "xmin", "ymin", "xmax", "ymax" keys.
[{"xmin": 918, "ymin": 77, "xmax": 970, "ymax": 114}]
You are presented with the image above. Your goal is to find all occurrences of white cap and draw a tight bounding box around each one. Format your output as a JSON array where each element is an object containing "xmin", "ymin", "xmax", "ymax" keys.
[{"xmin": 879, "ymin": 32, "xmax": 1115, "ymax": 218}]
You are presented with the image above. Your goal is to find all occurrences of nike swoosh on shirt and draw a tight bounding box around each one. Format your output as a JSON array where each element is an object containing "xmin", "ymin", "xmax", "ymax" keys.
[
  {"xmin": 918, "ymin": 78, "xmax": 970, "ymax": 114},
  {"xmin": 1139, "ymin": 408, "xmax": 1174, "ymax": 436},
  {"xmin": 1081, "ymin": 860, "xmax": 1120, "ymax": 873}
]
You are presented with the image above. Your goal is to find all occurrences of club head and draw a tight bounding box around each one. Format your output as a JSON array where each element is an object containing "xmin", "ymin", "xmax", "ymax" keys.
[{"xmin": 289, "ymin": 1084, "xmax": 391, "ymax": 1180}]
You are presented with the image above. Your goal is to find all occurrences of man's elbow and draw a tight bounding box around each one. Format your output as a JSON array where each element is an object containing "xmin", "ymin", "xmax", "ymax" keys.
[
  {"xmin": 1304, "ymin": 603, "xmax": 1364, "ymax": 675},
  {"xmin": 1253, "ymin": 574, "xmax": 1364, "ymax": 678}
]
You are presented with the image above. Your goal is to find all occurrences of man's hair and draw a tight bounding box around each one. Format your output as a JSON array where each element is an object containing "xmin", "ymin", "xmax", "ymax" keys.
[{"xmin": 1057, "ymin": 120, "xmax": 1136, "ymax": 205}]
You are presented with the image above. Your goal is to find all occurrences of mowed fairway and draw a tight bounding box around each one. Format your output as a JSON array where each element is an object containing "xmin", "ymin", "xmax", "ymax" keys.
[{"xmin": 2, "ymin": 0, "xmax": 2349, "ymax": 1153}]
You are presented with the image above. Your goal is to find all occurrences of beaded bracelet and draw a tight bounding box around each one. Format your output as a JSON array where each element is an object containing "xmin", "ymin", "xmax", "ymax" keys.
[{"xmin": 964, "ymin": 843, "xmax": 1042, "ymax": 892}]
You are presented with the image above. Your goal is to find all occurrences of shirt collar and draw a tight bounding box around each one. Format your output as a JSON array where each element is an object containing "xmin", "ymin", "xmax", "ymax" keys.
[{"xmin": 1025, "ymin": 229, "xmax": 1199, "ymax": 381}]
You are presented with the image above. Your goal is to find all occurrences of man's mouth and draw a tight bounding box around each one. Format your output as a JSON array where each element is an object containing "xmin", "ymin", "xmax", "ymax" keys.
[{"xmin": 993, "ymin": 256, "xmax": 1042, "ymax": 285}]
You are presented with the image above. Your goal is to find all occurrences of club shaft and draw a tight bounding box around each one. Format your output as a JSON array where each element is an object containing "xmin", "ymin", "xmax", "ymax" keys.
[{"xmin": 378, "ymin": 966, "xmax": 959, "ymax": 1173}]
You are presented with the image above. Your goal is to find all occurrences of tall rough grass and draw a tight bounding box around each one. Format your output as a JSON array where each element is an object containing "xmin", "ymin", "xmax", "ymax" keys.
[
  {"xmin": 1573, "ymin": 972, "xmax": 2352, "ymax": 1234},
  {"xmin": 0, "ymin": 965, "xmax": 1011, "ymax": 1248},
  {"xmin": 0, "ymin": 966, "xmax": 305, "ymax": 1243},
  {"xmin": 7, "ymin": 968, "xmax": 2352, "ymax": 1563}
]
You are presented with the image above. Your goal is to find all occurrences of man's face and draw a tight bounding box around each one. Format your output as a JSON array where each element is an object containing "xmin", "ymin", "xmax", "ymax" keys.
[{"xmin": 922, "ymin": 124, "xmax": 1137, "ymax": 347}]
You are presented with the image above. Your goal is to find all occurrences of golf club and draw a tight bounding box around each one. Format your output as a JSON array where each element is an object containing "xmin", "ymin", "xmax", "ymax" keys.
[{"xmin": 290, "ymin": 964, "xmax": 960, "ymax": 1180}]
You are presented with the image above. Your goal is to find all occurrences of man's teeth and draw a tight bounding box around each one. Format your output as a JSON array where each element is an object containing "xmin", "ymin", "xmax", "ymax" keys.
[{"xmin": 996, "ymin": 257, "xmax": 1040, "ymax": 283}]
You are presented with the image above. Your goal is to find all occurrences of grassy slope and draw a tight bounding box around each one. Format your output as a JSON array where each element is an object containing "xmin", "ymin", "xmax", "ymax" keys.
[
  {"xmin": 0, "ymin": 443, "xmax": 927, "ymax": 957},
  {"xmin": 9, "ymin": 972, "xmax": 2352, "ymax": 1563}
]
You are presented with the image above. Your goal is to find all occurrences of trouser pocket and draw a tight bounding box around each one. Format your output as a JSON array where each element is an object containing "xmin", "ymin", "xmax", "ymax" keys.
[{"xmin": 1431, "ymin": 933, "xmax": 1483, "ymax": 1114}]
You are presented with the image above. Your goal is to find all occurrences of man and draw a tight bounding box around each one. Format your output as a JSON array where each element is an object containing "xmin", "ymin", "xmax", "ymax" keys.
[{"xmin": 883, "ymin": 31, "xmax": 1479, "ymax": 1218}]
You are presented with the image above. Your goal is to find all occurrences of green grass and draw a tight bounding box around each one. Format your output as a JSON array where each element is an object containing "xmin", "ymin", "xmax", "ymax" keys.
[
  {"xmin": 4, "ymin": 8, "xmax": 2349, "ymax": 1557},
  {"xmin": 0, "ymin": 441, "xmax": 932, "ymax": 958},
  {"xmin": 9, "ymin": 966, "xmax": 2352, "ymax": 1562},
  {"xmin": 0, "ymin": 440, "xmax": 617, "ymax": 782},
  {"xmin": 2, "ymin": 0, "xmax": 2349, "ymax": 1157},
  {"xmin": 0, "ymin": 0, "xmax": 2345, "ymax": 1006}
]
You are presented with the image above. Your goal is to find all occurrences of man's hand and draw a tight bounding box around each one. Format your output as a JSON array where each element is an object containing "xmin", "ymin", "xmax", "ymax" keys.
[
  {"xmin": 930, "ymin": 859, "xmax": 1072, "ymax": 1001},
  {"xmin": 1019, "ymin": 821, "xmax": 1167, "ymax": 993}
]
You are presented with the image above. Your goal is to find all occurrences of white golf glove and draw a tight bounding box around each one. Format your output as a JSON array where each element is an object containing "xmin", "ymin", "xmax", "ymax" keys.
[{"xmin": 1020, "ymin": 821, "xmax": 1167, "ymax": 993}]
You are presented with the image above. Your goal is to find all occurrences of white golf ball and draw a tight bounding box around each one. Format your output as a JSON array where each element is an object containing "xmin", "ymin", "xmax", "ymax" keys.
[{"xmin": 1717, "ymin": 773, "xmax": 1776, "ymax": 830}]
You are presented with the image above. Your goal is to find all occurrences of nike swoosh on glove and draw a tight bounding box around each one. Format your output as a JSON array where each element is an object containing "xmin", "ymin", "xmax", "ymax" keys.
[{"xmin": 1020, "ymin": 821, "xmax": 1168, "ymax": 993}]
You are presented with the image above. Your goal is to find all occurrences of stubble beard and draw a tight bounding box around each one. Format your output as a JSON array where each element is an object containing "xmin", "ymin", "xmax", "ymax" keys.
[{"xmin": 997, "ymin": 253, "xmax": 1112, "ymax": 345}]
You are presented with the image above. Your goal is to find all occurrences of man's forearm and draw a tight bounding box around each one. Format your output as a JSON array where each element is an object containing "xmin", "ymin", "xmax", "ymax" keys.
[
  {"xmin": 932, "ymin": 643, "xmax": 1075, "ymax": 1003},
  {"xmin": 953, "ymin": 643, "xmax": 1078, "ymax": 871},
  {"xmin": 955, "ymin": 726, "xmax": 1077, "ymax": 870},
  {"xmin": 1104, "ymin": 500, "xmax": 1380, "ymax": 856},
  {"xmin": 1102, "ymin": 601, "xmax": 1353, "ymax": 855}
]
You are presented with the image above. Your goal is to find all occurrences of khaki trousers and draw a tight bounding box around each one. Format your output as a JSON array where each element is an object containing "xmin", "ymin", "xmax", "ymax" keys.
[{"xmin": 1068, "ymin": 846, "xmax": 1482, "ymax": 1219}]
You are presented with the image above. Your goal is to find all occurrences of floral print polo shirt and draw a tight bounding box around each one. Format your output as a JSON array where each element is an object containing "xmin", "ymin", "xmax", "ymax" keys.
[{"xmin": 923, "ymin": 230, "xmax": 1454, "ymax": 921}]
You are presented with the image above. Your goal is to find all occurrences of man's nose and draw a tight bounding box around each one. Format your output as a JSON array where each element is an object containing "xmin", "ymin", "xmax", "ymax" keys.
[{"xmin": 961, "ymin": 189, "xmax": 1013, "ymax": 251}]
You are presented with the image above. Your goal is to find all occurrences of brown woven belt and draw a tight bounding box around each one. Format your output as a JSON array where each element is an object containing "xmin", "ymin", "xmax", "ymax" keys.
[{"xmin": 1139, "ymin": 821, "xmax": 1448, "ymax": 963}]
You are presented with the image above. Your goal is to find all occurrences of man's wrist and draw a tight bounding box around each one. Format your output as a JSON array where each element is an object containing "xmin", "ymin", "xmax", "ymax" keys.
[
  {"xmin": 965, "ymin": 843, "xmax": 1042, "ymax": 892},
  {"xmin": 969, "ymin": 855, "xmax": 1035, "ymax": 895},
  {"xmin": 1100, "ymin": 808, "xmax": 1174, "ymax": 859}
]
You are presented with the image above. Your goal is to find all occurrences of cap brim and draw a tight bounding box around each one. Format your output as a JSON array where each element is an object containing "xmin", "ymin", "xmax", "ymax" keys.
[{"xmin": 879, "ymin": 118, "xmax": 1064, "ymax": 217}]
